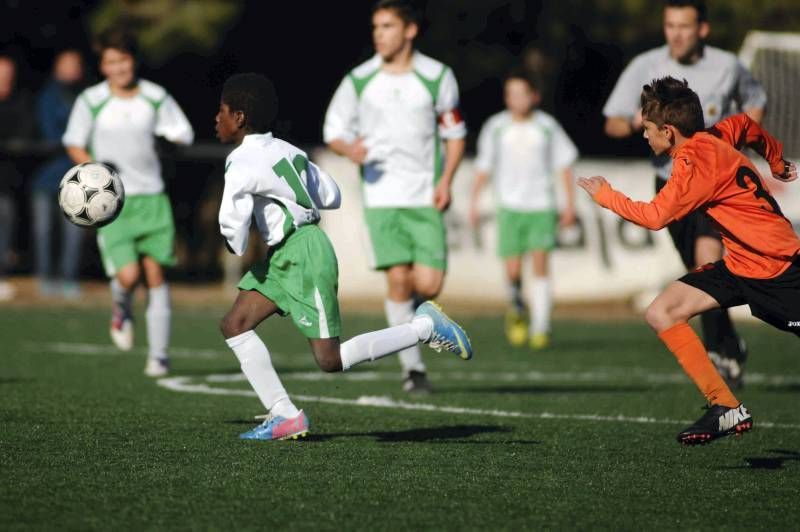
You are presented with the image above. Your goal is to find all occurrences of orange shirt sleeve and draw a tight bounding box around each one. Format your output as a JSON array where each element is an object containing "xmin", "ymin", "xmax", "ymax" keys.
[
  {"xmin": 707, "ymin": 114, "xmax": 785, "ymax": 175},
  {"xmin": 593, "ymin": 156, "xmax": 717, "ymax": 230}
]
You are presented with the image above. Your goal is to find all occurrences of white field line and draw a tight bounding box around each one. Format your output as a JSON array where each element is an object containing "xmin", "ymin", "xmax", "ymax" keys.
[
  {"xmin": 27, "ymin": 341, "xmax": 800, "ymax": 386},
  {"xmin": 157, "ymin": 374, "xmax": 800, "ymax": 431}
]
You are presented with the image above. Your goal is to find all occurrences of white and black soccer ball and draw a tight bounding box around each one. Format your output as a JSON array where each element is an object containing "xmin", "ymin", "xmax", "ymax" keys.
[{"xmin": 58, "ymin": 162, "xmax": 125, "ymax": 228}]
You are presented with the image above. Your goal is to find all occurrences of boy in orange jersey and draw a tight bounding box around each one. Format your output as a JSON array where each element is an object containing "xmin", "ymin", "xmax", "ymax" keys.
[{"xmin": 579, "ymin": 76, "xmax": 798, "ymax": 445}]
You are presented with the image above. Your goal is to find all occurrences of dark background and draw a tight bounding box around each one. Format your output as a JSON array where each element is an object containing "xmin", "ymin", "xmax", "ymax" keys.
[{"xmin": 3, "ymin": 0, "xmax": 799, "ymax": 279}]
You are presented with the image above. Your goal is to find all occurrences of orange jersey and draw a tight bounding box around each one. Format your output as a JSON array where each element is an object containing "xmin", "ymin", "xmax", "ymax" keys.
[{"xmin": 595, "ymin": 114, "xmax": 800, "ymax": 279}]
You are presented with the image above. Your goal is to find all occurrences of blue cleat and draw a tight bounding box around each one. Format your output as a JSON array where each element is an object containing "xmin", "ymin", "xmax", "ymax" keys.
[
  {"xmin": 239, "ymin": 410, "xmax": 310, "ymax": 441},
  {"xmin": 415, "ymin": 301, "xmax": 473, "ymax": 360}
]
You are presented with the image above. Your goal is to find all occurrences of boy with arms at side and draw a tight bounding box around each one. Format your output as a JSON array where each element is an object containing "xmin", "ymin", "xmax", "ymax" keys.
[
  {"xmin": 215, "ymin": 73, "xmax": 472, "ymax": 441},
  {"xmin": 469, "ymin": 69, "xmax": 578, "ymax": 349},
  {"xmin": 579, "ymin": 77, "xmax": 798, "ymax": 445},
  {"xmin": 324, "ymin": 0, "xmax": 467, "ymax": 393},
  {"xmin": 63, "ymin": 28, "xmax": 194, "ymax": 377}
]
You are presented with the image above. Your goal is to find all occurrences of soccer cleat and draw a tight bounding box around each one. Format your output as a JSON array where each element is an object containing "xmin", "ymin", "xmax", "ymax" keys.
[
  {"xmin": 239, "ymin": 410, "xmax": 309, "ymax": 441},
  {"xmin": 676, "ymin": 403, "xmax": 753, "ymax": 446},
  {"xmin": 415, "ymin": 301, "xmax": 473, "ymax": 360},
  {"xmin": 402, "ymin": 370, "xmax": 433, "ymax": 394},
  {"xmin": 504, "ymin": 309, "xmax": 528, "ymax": 347},
  {"xmin": 144, "ymin": 357, "xmax": 170, "ymax": 378},
  {"xmin": 110, "ymin": 303, "xmax": 134, "ymax": 351},
  {"xmin": 530, "ymin": 333, "xmax": 550, "ymax": 350}
]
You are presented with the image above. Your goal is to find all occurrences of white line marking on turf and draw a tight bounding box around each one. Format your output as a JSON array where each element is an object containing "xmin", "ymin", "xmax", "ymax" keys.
[
  {"xmin": 30, "ymin": 342, "xmax": 800, "ymax": 386},
  {"xmin": 156, "ymin": 374, "xmax": 800, "ymax": 431}
]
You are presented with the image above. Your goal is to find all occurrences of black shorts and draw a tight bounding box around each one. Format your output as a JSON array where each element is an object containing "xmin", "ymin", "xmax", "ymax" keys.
[
  {"xmin": 680, "ymin": 259, "xmax": 800, "ymax": 337},
  {"xmin": 655, "ymin": 176, "xmax": 721, "ymax": 269}
]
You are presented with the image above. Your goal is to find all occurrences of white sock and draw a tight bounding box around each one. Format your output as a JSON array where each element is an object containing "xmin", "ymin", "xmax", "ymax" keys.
[
  {"xmin": 529, "ymin": 277, "xmax": 552, "ymax": 336},
  {"xmin": 145, "ymin": 284, "xmax": 171, "ymax": 360},
  {"xmin": 111, "ymin": 278, "xmax": 133, "ymax": 316},
  {"xmin": 339, "ymin": 316, "xmax": 431, "ymax": 371},
  {"xmin": 226, "ymin": 330, "xmax": 299, "ymax": 418},
  {"xmin": 385, "ymin": 298, "xmax": 426, "ymax": 374}
]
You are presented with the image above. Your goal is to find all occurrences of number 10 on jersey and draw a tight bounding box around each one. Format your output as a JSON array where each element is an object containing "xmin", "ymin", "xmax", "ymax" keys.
[{"xmin": 273, "ymin": 155, "xmax": 313, "ymax": 209}]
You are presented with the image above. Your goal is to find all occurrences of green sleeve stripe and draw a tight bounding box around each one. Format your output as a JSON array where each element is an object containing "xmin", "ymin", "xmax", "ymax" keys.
[
  {"xmin": 141, "ymin": 93, "xmax": 166, "ymax": 112},
  {"xmin": 348, "ymin": 69, "xmax": 380, "ymax": 99},
  {"xmin": 412, "ymin": 65, "xmax": 448, "ymax": 105}
]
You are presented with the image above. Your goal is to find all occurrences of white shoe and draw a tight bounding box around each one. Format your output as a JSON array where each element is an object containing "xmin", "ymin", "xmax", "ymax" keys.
[
  {"xmin": 110, "ymin": 317, "xmax": 134, "ymax": 351},
  {"xmin": 0, "ymin": 280, "xmax": 15, "ymax": 301},
  {"xmin": 144, "ymin": 357, "xmax": 170, "ymax": 377}
]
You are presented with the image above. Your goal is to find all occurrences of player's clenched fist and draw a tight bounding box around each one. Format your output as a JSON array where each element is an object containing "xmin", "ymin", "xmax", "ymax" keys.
[
  {"xmin": 577, "ymin": 176, "xmax": 609, "ymax": 197},
  {"xmin": 774, "ymin": 160, "xmax": 798, "ymax": 183}
]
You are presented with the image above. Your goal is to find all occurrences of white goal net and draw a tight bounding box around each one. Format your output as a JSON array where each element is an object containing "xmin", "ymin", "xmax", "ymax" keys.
[{"xmin": 740, "ymin": 31, "xmax": 800, "ymax": 158}]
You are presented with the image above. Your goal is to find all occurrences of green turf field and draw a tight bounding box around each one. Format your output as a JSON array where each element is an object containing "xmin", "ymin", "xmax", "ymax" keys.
[{"xmin": 2, "ymin": 306, "xmax": 799, "ymax": 530}]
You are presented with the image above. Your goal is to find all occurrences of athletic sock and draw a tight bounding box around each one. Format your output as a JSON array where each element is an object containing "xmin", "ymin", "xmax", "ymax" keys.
[
  {"xmin": 385, "ymin": 298, "xmax": 426, "ymax": 374},
  {"xmin": 658, "ymin": 322, "xmax": 739, "ymax": 408},
  {"xmin": 529, "ymin": 277, "xmax": 552, "ymax": 336},
  {"xmin": 226, "ymin": 330, "xmax": 299, "ymax": 418},
  {"xmin": 111, "ymin": 278, "xmax": 133, "ymax": 317},
  {"xmin": 509, "ymin": 278, "xmax": 525, "ymax": 314},
  {"xmin": 339, "ymin": 318, "xmax": 430, "ymax": 371},
  {"xmin": 145, "ymin": 284, "xmax": 171, "ymax": 361}
]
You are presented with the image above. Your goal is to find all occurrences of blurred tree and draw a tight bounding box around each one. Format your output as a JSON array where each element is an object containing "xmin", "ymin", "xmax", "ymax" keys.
[{"xmin": 88, "ymin": 0, "xmax": 242, "ymax": 66}]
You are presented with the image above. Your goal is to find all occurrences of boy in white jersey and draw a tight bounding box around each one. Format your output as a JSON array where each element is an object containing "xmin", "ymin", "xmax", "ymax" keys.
[
  {"xmin": 324, "ymin": 0, "xmax": 466, "ymax": 393},
  {"xmin": 215, "ymin": 73, "xmax": 472, "ymax": 441},
  {"xmin": 63, "ymin": 28, "xmax": 194, "ymax": 377},
  {"xmin": 470, "ymin": 69, "xmax": 578, "ymax": 349}
]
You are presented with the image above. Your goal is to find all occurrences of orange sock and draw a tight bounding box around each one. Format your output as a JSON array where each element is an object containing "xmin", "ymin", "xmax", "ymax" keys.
[{"xmin": 658, "ymin": 322, "xmax": 739, "ymax": 408}]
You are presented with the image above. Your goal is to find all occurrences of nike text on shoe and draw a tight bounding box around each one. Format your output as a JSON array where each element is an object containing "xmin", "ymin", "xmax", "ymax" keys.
[
  {"xmin": 239, "ymin": 410, "xmax": 310, "ymax": 441},
  {"xmin": 415, "ymin": 301, "xmax": 473, "ymax": 360},
  {"xmin": 676, "ymin": 403, "xmax": 753, "ymax": 446}
]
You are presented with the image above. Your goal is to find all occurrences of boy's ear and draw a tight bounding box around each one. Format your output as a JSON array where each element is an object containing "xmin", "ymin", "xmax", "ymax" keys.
[{"xmin": 234, "ymin": 110, "xmax": 245, "ymax": 129}]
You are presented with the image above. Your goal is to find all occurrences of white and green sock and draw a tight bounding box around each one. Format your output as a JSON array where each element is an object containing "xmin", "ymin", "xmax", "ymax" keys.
[
  {"xmin": 339, "ymin": 316, "xmax": 432, "ymax": 371},
  {"xmin": 226, "ymin": 330, "xmax": 299, "ymax": 419}
]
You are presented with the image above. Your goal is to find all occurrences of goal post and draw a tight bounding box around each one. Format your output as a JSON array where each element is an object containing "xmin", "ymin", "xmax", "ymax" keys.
[{"xmin": 739, "ymin": 31, "xmax": 800, "ymax": 158}]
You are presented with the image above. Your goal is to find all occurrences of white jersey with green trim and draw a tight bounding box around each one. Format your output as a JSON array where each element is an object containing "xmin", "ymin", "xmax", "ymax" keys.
[
  {"xmin": 62, "ymin": 79, "xmax": 194, "ymax": 196},
  {"xmin": 219, "ymin": 133, "xmax": 342, "ymax": 253},
  {"xmin": 323, "ymin": 51, "xmax": 466, "ymax": 208},
  {"xmin": 475, "ymin": 110, "xmax": 578, "ymax": 212}
]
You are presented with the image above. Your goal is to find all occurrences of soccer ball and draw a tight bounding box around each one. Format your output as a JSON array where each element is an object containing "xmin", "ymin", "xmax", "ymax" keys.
[{"xmin": 58, "ymin": 162, "xmax": 125, "ymax": 227}]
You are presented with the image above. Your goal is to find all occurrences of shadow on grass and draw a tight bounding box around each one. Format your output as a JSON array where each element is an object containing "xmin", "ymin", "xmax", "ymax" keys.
[
  {"xmin": 723, "ymin": 449, "xmax": 800, "ymax": 470},
  {"xmin": 0, "ymin": 377, "xmax": 33, "ymax": 385},
  {"xmin": 227, "ymin": 423, "xmax": 539, "ymax": 444},
  {"xmin": 439, "ymin": 384, "xmax": 651, "ymax": 395}
]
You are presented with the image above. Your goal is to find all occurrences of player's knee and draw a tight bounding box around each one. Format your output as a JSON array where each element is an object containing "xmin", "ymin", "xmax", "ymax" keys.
[
  {"xmin": 314, "ymin": 352, "xmax": 342, "ymax": 373},
  {"xmin": 219, "ymin": 313, "xmax": 246, "ymax": 339},
  {"xmin": 645, "ymin": 299, "xmax": 685, "ymax": 332},
  {"xmin": 414, "ymin": 277, "xmax": 443, "ymax": 299}
]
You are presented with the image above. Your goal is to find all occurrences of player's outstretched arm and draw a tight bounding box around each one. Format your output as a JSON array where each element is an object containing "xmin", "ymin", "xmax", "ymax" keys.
[{"xmin": 708, "ymin": 113, "xmax": 794, "ymax": 180}]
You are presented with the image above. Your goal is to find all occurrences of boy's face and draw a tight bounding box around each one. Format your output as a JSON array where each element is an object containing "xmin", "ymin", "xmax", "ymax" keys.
[
  {"xmin": 372, "ymin": 8, "xmax": 417, "ymax": 61},
  {"xmin": 663, "ymin": 6, "xmax": 709, "ymax": 63},
  {"xmin": 504, "ymin": 78, "xmax": 539, "ymax": 116},
  {"xmin": 100, "ymin": 48, "xmax": 135, "ymax": 89},
  {"xmin": 215, "ymin": 101, "xmax": 242, "ymax": 144},
  {"xmin": 642, "ymin": 118, "xmax": 673, "ymax": 155}
]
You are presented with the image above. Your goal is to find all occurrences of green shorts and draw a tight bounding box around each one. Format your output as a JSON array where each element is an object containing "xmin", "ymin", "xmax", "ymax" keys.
[
  {"xmin": 363, "ymin": 207, "xmax": 447, "ymax": 271},
  {"xmin": 238, "ymin": 224, "xmax": 341, "ymax": 339},
  {"xmin": 497, "ymin": 208, "xmax": 558, "ymax": 257},
  {"xmin": 97, "ymin": 193, "xmax": 176, "ymax": 277}
]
